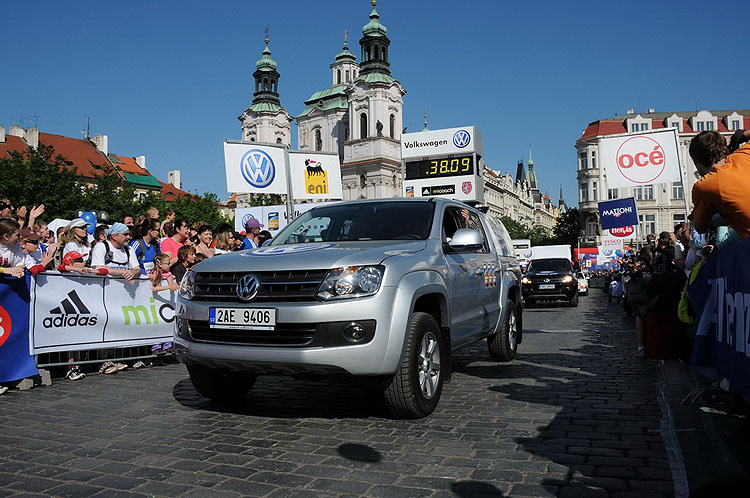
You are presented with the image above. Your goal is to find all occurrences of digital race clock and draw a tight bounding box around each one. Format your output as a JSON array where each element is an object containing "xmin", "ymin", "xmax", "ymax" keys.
[{"xmin": 404, "ymin": 155, "xmax": 475, "ymax": 180}]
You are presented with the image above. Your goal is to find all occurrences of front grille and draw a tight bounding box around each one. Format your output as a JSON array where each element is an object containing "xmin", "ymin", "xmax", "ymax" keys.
[
  {"xmin": 189, "ymin": 320, "xmax": 319, "ymax": 346},
  {"xmin": 193, "ymin": 270, "xmax": 329, "ymax": 303}
]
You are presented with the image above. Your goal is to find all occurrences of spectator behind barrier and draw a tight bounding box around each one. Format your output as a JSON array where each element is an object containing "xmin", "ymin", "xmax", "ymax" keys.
[
  {"xmin": 171, "ymin": 245, "xmax": 196, "ymax": 283},
  {"xmin": 90, "ymin": 222, "xmax": 140, "ymax": 283}
]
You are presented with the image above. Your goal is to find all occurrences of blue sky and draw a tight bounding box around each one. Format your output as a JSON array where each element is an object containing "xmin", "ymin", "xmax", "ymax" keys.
[{"xmin": 2, "ymin": 0, "xmax": 748, "ymax": 206}]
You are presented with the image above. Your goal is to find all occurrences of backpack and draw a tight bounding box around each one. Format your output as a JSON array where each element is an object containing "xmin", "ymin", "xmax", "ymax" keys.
[
  {"xmin": 132, "ymin": 238, "xmax": 159, "ymax": 263},
  {"xmin": 101, "ymin": 240, "xmax": 131, "ymax": 266}
]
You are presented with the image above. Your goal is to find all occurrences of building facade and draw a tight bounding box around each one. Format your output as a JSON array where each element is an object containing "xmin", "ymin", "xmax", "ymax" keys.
[{"xmin": 576, "ymin": 109, "xmax": 750, "ymax": 246}]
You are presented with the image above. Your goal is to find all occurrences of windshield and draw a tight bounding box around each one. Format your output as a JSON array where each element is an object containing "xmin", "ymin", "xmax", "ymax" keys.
[
  {"xmin": 527, "ymin": 258, "xmax": 572, "ymax": 273},
  {"xmin": 269, "ymin": 201, "xmax": 436, "ymax": 245}
]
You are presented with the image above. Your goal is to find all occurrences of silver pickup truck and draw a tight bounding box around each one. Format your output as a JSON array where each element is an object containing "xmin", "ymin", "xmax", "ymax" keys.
[{"xmin": 174, "ymin": 198, "xmax": 523, "ymax": 418}]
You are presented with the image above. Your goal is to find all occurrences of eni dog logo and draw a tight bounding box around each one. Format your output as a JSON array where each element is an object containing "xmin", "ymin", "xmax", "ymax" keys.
[{"xmin": 304, "ymin": 159, "xmax": 328, "ymax": 194}]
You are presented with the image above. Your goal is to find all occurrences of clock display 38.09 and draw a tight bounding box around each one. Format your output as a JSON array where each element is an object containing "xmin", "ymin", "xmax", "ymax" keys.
[{"xmin": 405, "ymin": 155, "xmax": 474, "ymax": 180}]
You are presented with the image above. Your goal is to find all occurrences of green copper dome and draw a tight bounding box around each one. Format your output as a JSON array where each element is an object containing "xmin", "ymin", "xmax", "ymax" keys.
[
  {"xmin": 335, "ymin": 41, "xmax": 356, "ymax": 61},
  {"xmin": 362, "ymin": 2, "xmax": 387, "ymax": 37},
  {"xmin": 256, "ymin": 43, "xmax": 277, "ymax": 71}
]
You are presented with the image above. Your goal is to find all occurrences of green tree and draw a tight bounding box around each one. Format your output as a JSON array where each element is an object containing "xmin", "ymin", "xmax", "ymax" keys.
[
  {"xmin": 499, "ymin": 216, "xmax": 531, "ymax": 240},
  {"xmin": 552, "ymin": 208, "xmax": 582, "ymax": 246},
  {"xmin": 528, "ymin": 225, "xmax": 552, "ymax": 246},
  {"xmin": 0, "ymin": 145, "xmax": 82, "ymax": 220},
  {"xmin": 79, "ymin": 165, "xmax": 139, "ymax": 222}
]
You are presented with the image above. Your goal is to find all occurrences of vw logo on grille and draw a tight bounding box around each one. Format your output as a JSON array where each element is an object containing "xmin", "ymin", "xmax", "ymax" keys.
[
  {"xmin": 240, "ymin": 149, "xmax": 276, "ymax": 188},
  {"xmin": 236, "ymin": 274, "xmax": 260, "ymax": 301},
  {"xmin": 544, "ymin": 278, "xmax": 550, "ymax": 283},
  {"xmin": 452, "ymin": 129, "xmax": 471, "ymax": 148}
]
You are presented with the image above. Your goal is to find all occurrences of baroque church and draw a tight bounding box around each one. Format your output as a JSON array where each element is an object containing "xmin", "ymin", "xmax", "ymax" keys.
[{"xmin": 236, "ymin": 1, "xmax": 404, "ymax": 203}]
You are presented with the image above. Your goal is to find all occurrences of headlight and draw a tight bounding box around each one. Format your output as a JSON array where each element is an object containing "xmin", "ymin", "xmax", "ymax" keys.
[
  {"xmin": 521, "ymin": 277, "xmax": 531, "ymax": 285},
  {"xmin": 562, "ymin": 275, "xmax": 573, "ymax": 283},
  {"xmin": 179, "ymin": 270, "xmax": 196, "ymax": 300},
  {"xmin": 317, "ymin": 265, "xmax": 384, "ymax": 300}
]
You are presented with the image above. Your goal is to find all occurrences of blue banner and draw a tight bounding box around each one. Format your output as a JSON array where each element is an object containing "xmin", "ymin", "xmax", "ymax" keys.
[
  {"xmin": 0, "ymin": 275, "xmax": 39, "ymax": 383},
  {"xmin": 598, "ymin": 197, "xmax": 638, "ymax": 230},
  {"xmin": 688, "ymin": 236, "xmax": 750, "ymax": 397}
]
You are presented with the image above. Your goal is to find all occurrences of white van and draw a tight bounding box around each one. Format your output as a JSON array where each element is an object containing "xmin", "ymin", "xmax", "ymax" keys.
[{"xmin": 530, "ymin": 244, "xmax": 572, "ymax": 262}]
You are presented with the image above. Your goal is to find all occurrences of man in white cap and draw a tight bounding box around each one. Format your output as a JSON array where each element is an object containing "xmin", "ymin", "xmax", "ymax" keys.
[
  {"xmin": 240, "ymin": 218, "xmax": 264, "ymax": 250},
  {"xmin": 90, "ymin": 222, "xmax": 140, "ymax": 282}
]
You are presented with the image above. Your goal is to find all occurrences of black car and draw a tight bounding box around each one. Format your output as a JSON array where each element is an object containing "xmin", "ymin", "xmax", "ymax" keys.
[{"xmin": 521, "ymin": 258, "xmax": 578, "ymax": 307}]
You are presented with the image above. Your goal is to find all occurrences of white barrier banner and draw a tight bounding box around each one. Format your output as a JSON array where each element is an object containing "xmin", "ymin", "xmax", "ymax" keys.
[
  {"xmin": 30, "ymin": 272, "xmax": 174, "ymax": 354},
  {"xmin": 599, "ymin": 129, "xmax": 681, "ymax": 189}
]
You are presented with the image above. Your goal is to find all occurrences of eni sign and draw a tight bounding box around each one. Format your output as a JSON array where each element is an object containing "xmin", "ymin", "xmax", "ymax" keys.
[{"xmin": 401, "ymin": 126, "xmax": 484, "ymax": 203}]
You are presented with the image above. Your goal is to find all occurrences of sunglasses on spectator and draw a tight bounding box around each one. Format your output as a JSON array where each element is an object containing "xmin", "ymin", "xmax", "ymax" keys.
[
  {"xmin": 24, "ymin": 240, "xmax": 39, "ymax": 244},
  {"xmin": 72, "ymin": 258, "xmax": 84, "ymax": 263},
  {"xmin": 0, "ymin": 201, "xmax": 14, "ymax": 210}
]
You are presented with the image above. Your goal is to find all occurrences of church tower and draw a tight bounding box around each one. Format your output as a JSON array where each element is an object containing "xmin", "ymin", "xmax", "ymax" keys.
[
  {"xmin": 342, "ymin": 1, "xmax": 407, "ymax": 199},
  {"xmin": 238, "ymin": 32, "xmax": 292, "ymax": 146},
  {"xmin": 527, "ymin": 145, "xmax": 538, "ymax": 189}
]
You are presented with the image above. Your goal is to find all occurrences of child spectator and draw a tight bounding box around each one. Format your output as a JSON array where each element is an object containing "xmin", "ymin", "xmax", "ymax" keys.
[
  {"xmin": 171, "ymin": 245, "xmax": 196, "ymax": 283},
  {"xmin": 93, "ymin": 224, "xmax": 108, "ymax": 246},
  {"xmin": 130, "ymin": 219, "xmax": 161, "ymax": 275},
  {"xmin": 0, "ymin": 218, "xmax": 30, "ymax": 278},
  {"xmin": 194, "ymin": 253, "xmax": 207, "ymax": 265},
  {"xmin": 150, "ymin": 253, "xmax": 178, "ymax": 292},
  {"xmin": 58, "ymin": 251, "xmax": 108, "ymax": 275}
]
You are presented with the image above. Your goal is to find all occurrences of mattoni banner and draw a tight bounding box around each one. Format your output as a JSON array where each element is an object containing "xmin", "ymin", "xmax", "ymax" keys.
[
  {"xmin": 599, "ymin": 129, "xmax": 681, "ymax": 189},
  {"xmin": 598, "ymin": 197, "xmax": 638, "ymax": 230},
  {"xmin": 30, "ymin": 273, "xmax": 174, "ymax": 354}
]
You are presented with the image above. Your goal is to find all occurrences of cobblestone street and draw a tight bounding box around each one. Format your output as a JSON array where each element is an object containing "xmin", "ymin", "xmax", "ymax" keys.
[{"xmin": 1, "ymin": 292, "xmax": 682, "ymax": 498}]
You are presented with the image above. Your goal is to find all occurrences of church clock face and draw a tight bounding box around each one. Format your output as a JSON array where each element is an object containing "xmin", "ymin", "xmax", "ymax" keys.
[{"xmin": 404, "ymin": 155, "xmax": 475, "ymax": 180}]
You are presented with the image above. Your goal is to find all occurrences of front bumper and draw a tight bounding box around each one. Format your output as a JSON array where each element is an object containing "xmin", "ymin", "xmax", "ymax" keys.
[
  {"xmin": 173, "ymin": 286, "xmax": 407, "ymax": 376},
  {"xmin": 522, "ymin": 282, "xmax": 577, "ymax": 301}
]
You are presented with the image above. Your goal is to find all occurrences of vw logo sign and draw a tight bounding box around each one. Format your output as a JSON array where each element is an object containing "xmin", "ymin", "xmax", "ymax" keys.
[
  {"xmin": 241, "ymin": 213, "xmax": 255, "ymax": 227},
  {"xmin": 240, "ymin": 149, "xmax": 276, "ymax": 188},
  {"xmin": 236, "ymin": 274, "xmax": 260, "ymax": 301},
  {"xmin": 452, "ymin": 129, "xmax": 471, "ymax": 148}
]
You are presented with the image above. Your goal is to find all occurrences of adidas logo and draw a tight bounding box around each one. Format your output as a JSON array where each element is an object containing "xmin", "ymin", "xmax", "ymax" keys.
[{"xmin": 43, "ymin": 290, "xmax": 98, "ymax": 328}]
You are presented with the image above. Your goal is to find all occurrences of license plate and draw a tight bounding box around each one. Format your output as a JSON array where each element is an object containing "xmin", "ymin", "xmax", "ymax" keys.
[
  {"xmin": 209, "ymin": 307, "xmax": 276, "ymax": 329},
  {"xmin": 539, "ymin": 284, "xmax": 555, "ymax": 290}
]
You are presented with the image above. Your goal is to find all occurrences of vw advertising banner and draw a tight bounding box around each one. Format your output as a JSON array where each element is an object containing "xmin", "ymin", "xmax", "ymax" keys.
[
  {"xmin": 598, "ymin": 197, "xmax": 638, "ymax": 230},
  {"xmin": 224, "ymin": 142, "xmax": 288, "ymax": 194},
  {"xmin": 401, "ymin": 126, "xmax": 481, "ymax": 159},
  {"xmin": 289, "ymin": 152, "xmax": 342, "ymax": 200},
  {"xmin": 29, "ymin": 273, "xmax": 174, "ymax": 354},
  {"xmin": 599, "ymin": 129, "xmax": 681, "ymax": 189}
]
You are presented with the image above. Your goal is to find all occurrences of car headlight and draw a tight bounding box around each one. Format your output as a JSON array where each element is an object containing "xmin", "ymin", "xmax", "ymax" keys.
[
  {"xmin": 562, "ymin": 275, "xmax": 573, "ymax": 283},
  {"xmin": 179, "ymin": 270, "xmax": 196, "ymax": 300},
  {"xmin": 317, "ymin": 265, "xmax": 384, "ymax": 300},
  {"xmin": 521, "ymin": 277, "xmax": 531, "ymax": 285}
]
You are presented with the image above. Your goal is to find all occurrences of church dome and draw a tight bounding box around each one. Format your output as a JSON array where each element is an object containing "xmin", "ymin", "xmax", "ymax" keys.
[
  {"xmin": 362, "ymin": 1, "xmax": 387, "ymax": 37},
  {"xmin": 335, "ymin": 41, "xmax": 356, "ymax": 62},
  {"xmin": 256, "ymin": 44, "xmax": 277, "ymax": 71}
]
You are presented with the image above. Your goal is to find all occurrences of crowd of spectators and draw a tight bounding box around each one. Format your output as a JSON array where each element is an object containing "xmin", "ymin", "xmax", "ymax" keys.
[{"xmin": 0, "ymin": 204, "xmax": 273, "ymax": 382}]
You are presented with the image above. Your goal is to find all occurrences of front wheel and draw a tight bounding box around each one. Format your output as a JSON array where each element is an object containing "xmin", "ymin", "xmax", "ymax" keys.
[
  {"xmin": 568, "ymin": 293, "xmax": 579, "ymax": 307},
  {"xmin": 488, "ymin": 300, "xmax": 519, "ymax": 362},
  {"xmin": 383, "ymin": 312, "xmax": 444, "ymax": 419},
  {"xmin": 187, "ymin": 365, "xmax": 257, "ymax": 402}
]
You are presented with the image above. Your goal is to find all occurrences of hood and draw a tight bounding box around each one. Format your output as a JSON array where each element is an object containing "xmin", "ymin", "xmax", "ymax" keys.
[{"xmin": 193, "ymin": 240, "xmax": 427, "ymax": 272}]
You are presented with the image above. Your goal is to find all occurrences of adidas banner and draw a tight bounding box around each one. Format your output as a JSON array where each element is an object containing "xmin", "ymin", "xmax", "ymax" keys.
[
  {"xmin": 0, "ymin": 275, "xmax": 39, "ymax": 383},
  {"xmin": 30, "ymin": 272, "xmax": 174, "ymax": 354}
]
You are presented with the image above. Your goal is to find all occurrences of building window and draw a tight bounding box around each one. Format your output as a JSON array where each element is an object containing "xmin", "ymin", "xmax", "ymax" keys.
[
  {"xmin": 314, "ymin": 129, "xmax": 322, "ymax": 151},
  {"xmin": 586, "ymin": 216, "xmax": 598, "ymax": 237},
  {"xmin": 579, "ymin": 152, "xmax": 587, "ymax": 170},
  {"xmin": 592, "ymin": 181, "xmax": 598, "ymax": 201},
  {"xmin": 732, "ymin": 120, "xmax": 741, "ymax": 130},
  {"xmin": 697, "ymin": 122, "xmax": 705, "ymax": 131},
  {"xmin": 707, "ymin": 121, "xmax": 714, "ymax": 130},
  {"xmin": 673, "ymin": 213, "xmax": 686, "ymax": 227},
  {"xmin": 643, "ymin": 184, "xmax": 654, "ymax": 200},
  {"xmin": 641, "ymin": 123, "xmax": 648, "ymax": 131},
  {"xmin": 591, "ymin": 151, "xmax": 596, "ymax": 169},
  {"xmin": 389, "ymin": 114, "xmax": 395, "ymax": 138},
  {"xmin": 633, "ymin": 186, "xmax": 643, "ymax": 200},
  {"xmin": 631, "ymin": 123, "xmax": 639, "ymax": 132},
  {"xmin": 672, "ymin": 181, "xmax": 684, "ymax": 200},
  {"xmin": 671, "ymin": 122, "xmax": 679, "ymax": 128},
  {"xmin": 337, "ymin": 70, "xmax": 341, "ymax": 84},
  {"xmin": 360, "ymin": 173, "xmax": 366, "ymax": 190},
  {"xmin": 580, "ymin": 182, "xmax": 589, "ymax": 202},
  {"xmin": 608, "ymin": 188, "xmax": 618, "ymax": 200},
  {"xmin": 360, "ymin": 113, "xmax": 368, "ymax": 139},
  {"xmin": 639, "ymin": 214, "xmax": 656, "ymax": 236}
]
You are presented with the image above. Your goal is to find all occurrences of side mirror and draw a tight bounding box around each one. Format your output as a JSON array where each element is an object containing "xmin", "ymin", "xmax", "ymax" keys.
[{"xmin": 447, "ymin": 229, "xmax": 484, "ymax": 251}]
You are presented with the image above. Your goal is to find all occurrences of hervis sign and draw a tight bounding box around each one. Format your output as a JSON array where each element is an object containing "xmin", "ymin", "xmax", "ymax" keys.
[{"xmin": 599, "ymin": 129, "xmax": 681, "ymax": 189}]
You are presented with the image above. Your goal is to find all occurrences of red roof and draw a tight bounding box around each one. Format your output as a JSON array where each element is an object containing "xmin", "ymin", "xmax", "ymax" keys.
[
  {"xmin": 579, "ymin": 121, "xmax": 627, "ymax": 140},
  {"xmin": 579, "ymin": 113, "xmax": 750, "ymax": 142},
  {"xmin": 158, "ymin": 180, "xmax": 194, "ymax": 201},
  {"xmin": 38, "ymin": 132, "xmax": 112, "ymax": 179},
  {"xmin": 112, "ymin": 155, "xmax": 149, "ymax": 175},
  {"xmin": 0, "ymin": 134, "xmax": 29, "ymax": 158}
]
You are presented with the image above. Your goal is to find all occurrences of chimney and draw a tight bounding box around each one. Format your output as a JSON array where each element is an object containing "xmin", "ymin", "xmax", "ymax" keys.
[
  {"xmin": 8, "ymin": 125, "xmax": 24, "ymax": 138},
  {"xmin": 168, "ymin": 170, "xmax": 181, "ymax": 189},
  {"xmin": 92, "ymin": 134, "xmax": 108, "ymax": 155},
  {"xmin": 0, "ymin": 126, "xmax": 5, "ymax": 143},
  {"xmin": 648, "ymin": 108, "xmax": 655, "ymax": 113},
  {"xmin": 26, "ymin": 127, "xmax": 39, "ymax": 148},
  {"xmin": 626, "ymin": 108, "xmax": 634, "ymax": 114},
  {"xmin": 135, "ymin": 155, "xmax": 146, "ymax": 170}
]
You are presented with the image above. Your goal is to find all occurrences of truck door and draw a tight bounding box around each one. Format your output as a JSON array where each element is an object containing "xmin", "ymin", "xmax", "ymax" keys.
[{"xmin": 442, "ymin": 206, "xmax": 498, "ymax": 346}]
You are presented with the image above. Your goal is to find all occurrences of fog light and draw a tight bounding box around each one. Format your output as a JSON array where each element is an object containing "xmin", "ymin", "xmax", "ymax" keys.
[{"xmin": 343, "ymin": 323, "xmax": 366, "ymax": 343}]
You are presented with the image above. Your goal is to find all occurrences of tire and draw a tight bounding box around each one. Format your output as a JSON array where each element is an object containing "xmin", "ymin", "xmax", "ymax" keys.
[
  {"xmin": 488, "ymin": 300, "xmax": 519, "ymax": 362},
  {"xmin": 187, "ymin": 365, "xmax": 257, "ymax": 402},
  {"xmin": 383, "ymin": 312, "xmax": 444, "ymax": 419},
  {"xmin": 568, "ymin": 293, "xmax": 579, "ymax": 307}
]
